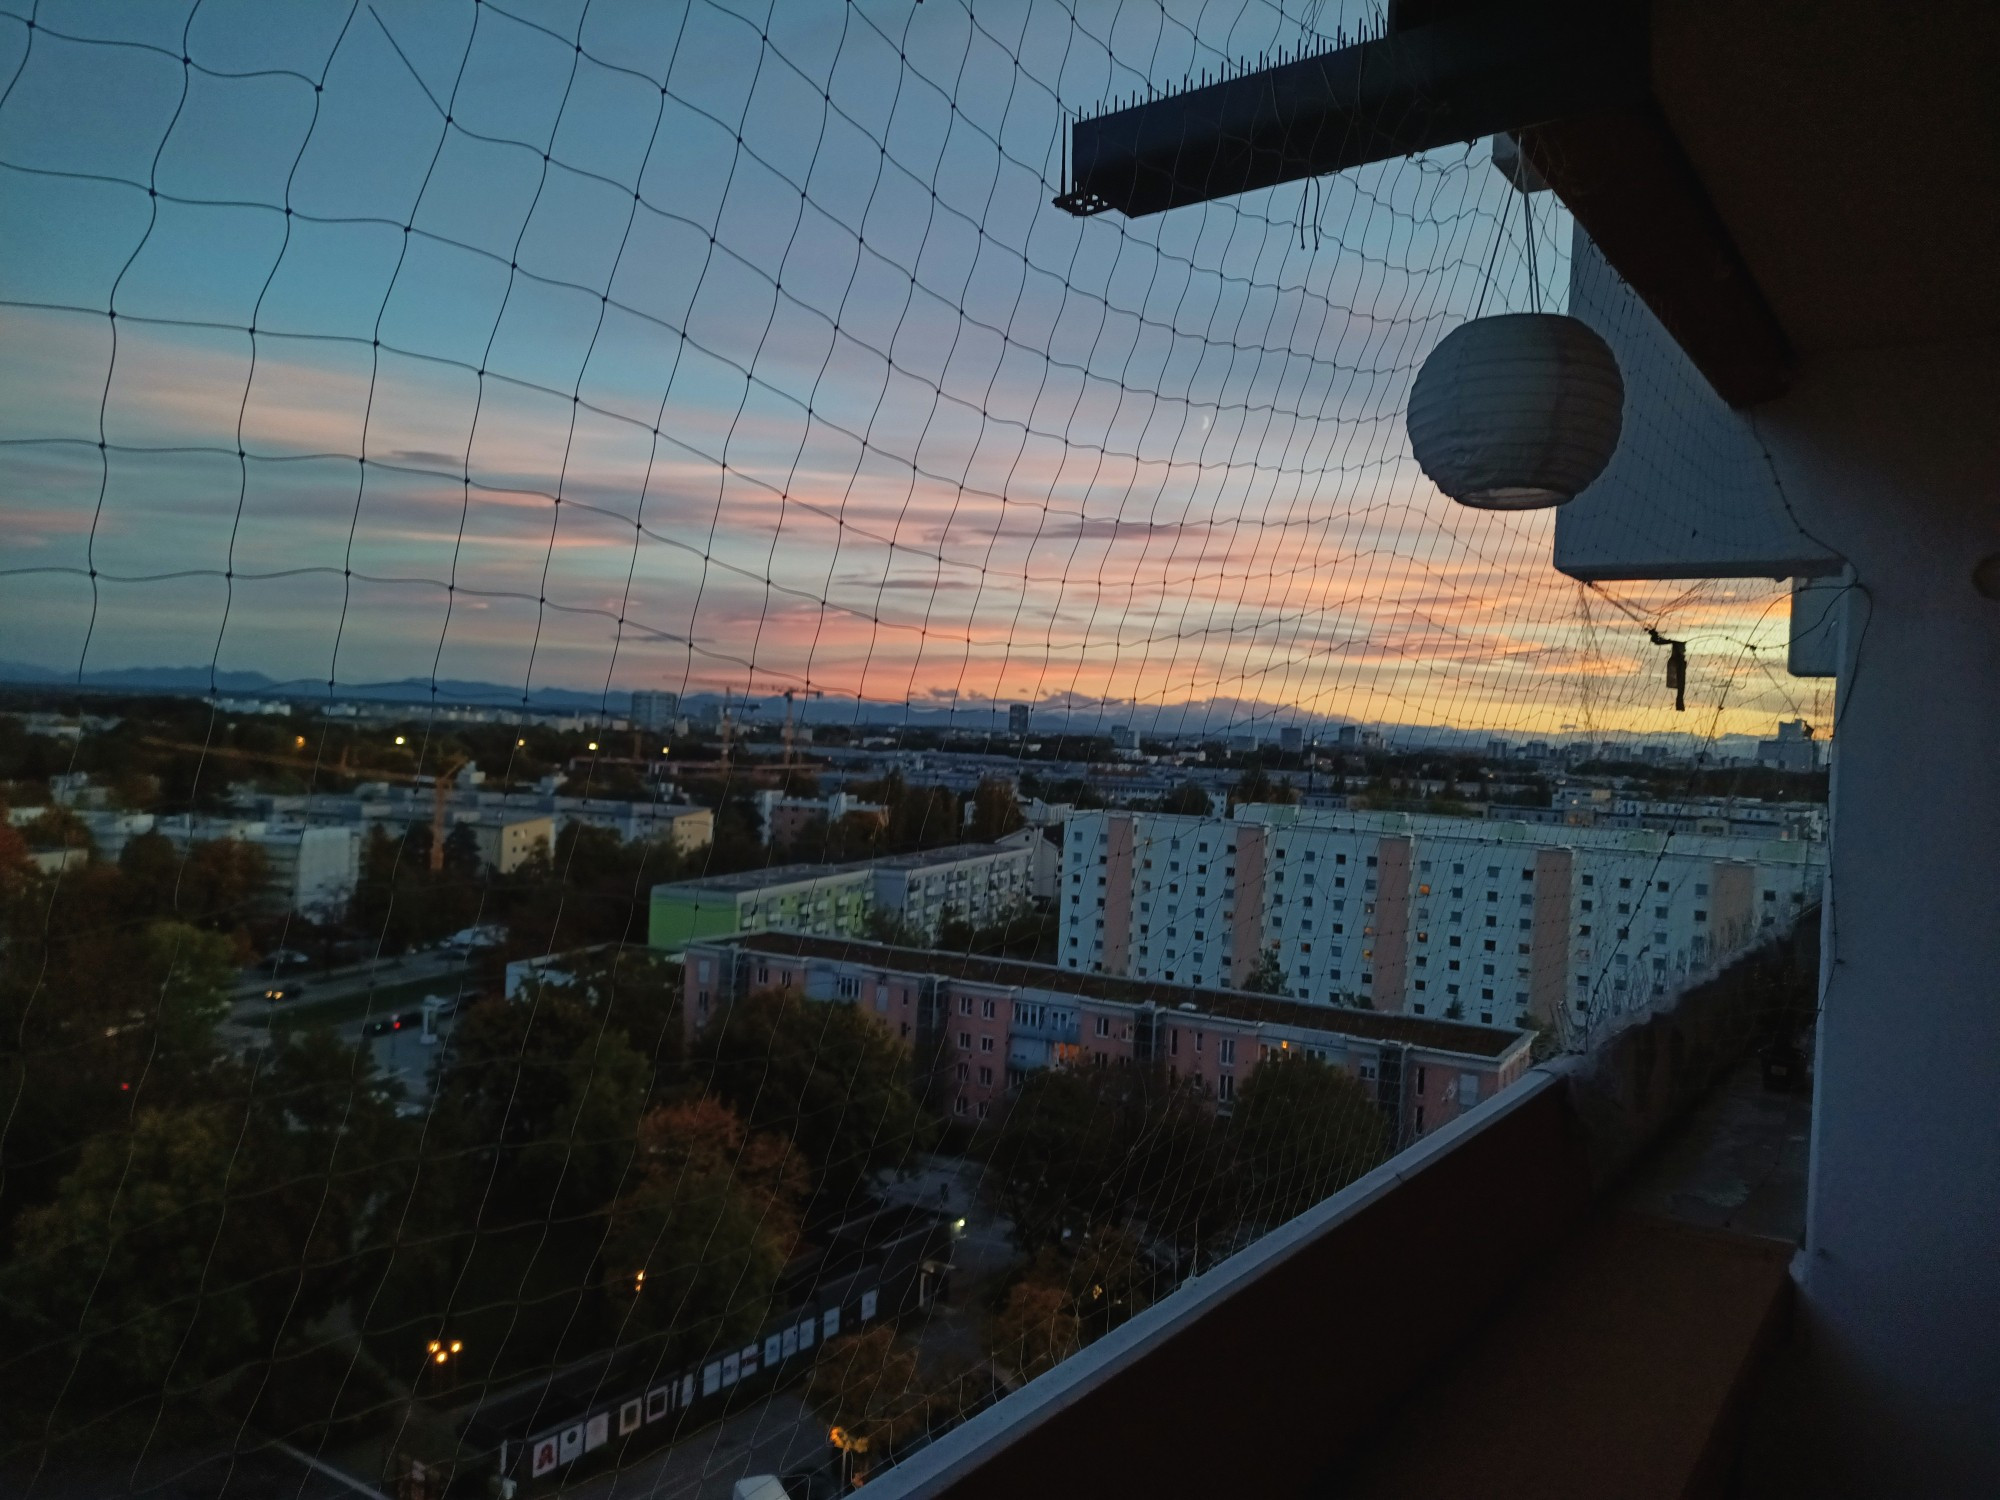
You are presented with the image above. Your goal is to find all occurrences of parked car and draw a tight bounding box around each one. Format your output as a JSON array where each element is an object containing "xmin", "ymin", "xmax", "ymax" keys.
[{"xmin": 263, "ymin": 983, "xmax": 305, "ymax": 1002}]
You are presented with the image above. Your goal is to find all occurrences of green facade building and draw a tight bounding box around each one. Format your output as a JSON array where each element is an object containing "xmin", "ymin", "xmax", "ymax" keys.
[{"xmin": 648, "ymin": 863, "xmax": 875, "ymax": 952}]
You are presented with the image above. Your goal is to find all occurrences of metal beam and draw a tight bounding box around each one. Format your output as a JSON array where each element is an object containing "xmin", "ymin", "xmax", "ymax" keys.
[
  {"xmin": 1054, "ymin": 0, "xmax": 1793, "ymax": 407},
  {"xmin": 1057, "ymin": 2, "xmax": 1646, "ymax": 220}
]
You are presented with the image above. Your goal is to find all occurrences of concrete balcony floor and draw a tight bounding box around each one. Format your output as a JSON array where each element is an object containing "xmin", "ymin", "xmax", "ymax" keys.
[{"xmin": 1323, "ymin": 1058, "xmax": 1814, "ymax": 1500}]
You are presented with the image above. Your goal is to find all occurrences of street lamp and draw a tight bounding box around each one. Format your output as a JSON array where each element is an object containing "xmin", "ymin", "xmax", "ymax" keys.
[
  {"xmin": 394, "ymin": 735, "xmax": 407, "ymax": 746},
  {"xmin": 426, "ymin": 1338, "xmax": 463, "ymax": 1368}
]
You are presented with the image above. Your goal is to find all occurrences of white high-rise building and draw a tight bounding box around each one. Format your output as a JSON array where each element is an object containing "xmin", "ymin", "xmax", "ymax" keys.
[{"xmin": 1057, "ymin": 804, "xmax": 1825, "ymax": 1032}]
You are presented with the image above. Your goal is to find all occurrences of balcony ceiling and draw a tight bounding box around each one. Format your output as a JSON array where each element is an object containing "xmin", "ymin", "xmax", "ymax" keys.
[{"xmin": 1652, "ymin": 0, "xmax": 2000, "ymax": 357}]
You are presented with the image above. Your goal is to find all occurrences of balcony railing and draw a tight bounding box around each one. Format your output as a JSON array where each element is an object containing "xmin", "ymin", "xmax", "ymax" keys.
[{"xmin": 870, "ymin": 934, "xmax": 1804, "ymax": 1500}]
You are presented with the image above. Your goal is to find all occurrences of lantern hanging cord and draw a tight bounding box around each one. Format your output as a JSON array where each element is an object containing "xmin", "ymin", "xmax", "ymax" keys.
[
  {"xmin": 1471, "ymin": 185, "xmax": 1511, "ymax": 320},
  {"xmin": 1521, "ymin": 183, "xmax": 1541, "ymax": 313}
]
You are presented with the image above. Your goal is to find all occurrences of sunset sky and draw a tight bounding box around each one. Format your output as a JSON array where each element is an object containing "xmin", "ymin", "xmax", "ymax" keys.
[{"xmin": 0, "ymin": 0, "xmax": 1826, "ymax": 744}]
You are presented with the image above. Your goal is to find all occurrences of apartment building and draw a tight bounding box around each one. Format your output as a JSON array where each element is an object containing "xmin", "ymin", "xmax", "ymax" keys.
[
  {"xmin": 649, "ymin": 841, "xmax": 1037, "ymax": 952},
  {"xmin": 151, "ymin": 814, "xmax": 361, "ymax": 919},
  {"xmin": 649, "ymin": 863, "xmax": 876, "ymax": 951},
  {"xmin": 230, "ymin": 786, "xmax": 713, "ymax": 855},
  {"xmin": 866, "ymin": 843, "xmax": 1036, "ymax": 936},
  {"xmin": 681, "ymin": 931, "xmax": 1534, "ymax": 1141},
  {"xmin": 450, "ymin": 816, "xmax": 552, "ymax": 876},
  {"xmin": 1059, "ymin": 806, "xmax": 1825, "ymax": 1031}
]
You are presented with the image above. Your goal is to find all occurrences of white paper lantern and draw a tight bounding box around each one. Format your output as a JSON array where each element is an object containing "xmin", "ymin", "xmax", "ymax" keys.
[{"xmin": 1407, "ymin": 312, "xmax": 1624, "ymax": 509}]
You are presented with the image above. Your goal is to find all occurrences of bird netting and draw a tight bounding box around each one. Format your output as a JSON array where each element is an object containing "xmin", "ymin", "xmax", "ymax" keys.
[{"xmin": 0, "ymin": 1, "xmax": 1828, "ymax": 1495}]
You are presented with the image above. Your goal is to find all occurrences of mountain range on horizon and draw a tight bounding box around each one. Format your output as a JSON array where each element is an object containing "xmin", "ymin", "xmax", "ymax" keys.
[{"xmin": 0, "ymin": 660, "xmax": 1774, "ymax": 754}]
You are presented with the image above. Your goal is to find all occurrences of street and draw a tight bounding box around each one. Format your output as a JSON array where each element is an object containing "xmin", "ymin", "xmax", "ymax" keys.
[
  {"xmin": 542, "ymin": 1157, "xmax": 1018, "ymax": 1498},
  {"xmin": 557, "ymin": 1392, "xmax": 825, "ymax": 1500},
  {"xmin": 221, "ymin": 950, "xmax": 479, "ymax": 1106},
  {"xmin": 231, "ymin": 948, "xmax": 475, "ymax": 1006}
]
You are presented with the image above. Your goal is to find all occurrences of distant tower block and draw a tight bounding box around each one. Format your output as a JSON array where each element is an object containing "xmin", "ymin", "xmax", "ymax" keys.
[{"xmin": 631, "ymin": 691, "xmax": 680, "ymax": 731}]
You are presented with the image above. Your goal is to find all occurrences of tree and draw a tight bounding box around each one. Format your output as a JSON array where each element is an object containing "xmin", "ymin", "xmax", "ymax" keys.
[
  {"xmin": 117, "ymin": 832, "xmax": 271, "ymax": 934},
  {"xmin": 935, "ymin": 899, "xmax": 1060, "ymax": 964},
  {"xmin": 1243, "ymin": 944, "xmax": 1286, "ymax": 995},
  {"xmin": 1228, "ymin": 767, "xmax": 1298, "ymax": 812},
  {"xmin": 863, "ymin": 908, "xmax": 927, "ymax": 949},
  {"xmin": 441, "ymin": 821, "xmax": 483, "ymax": 878},
  {"xmin": 1157, "ymin": 781, "xmax": 1212, "ymax": 816},
  {"xmin": 433, "ymin": 991, "xmax": 652, "ymax": 1221},
  {"xmin": 2, "ymin": 1107, "xmax": 263, "ymax": 1398},
  {"xmin": 986, "ymin": 1280, "xmax": 1077, "ymax": 1383},
  {"xmin": 966, "ymin": 777, "xmax": 1025, "ymax": 843},
  {"xmin": 694, "ymin": 989, "xmax": 931, "ymax": 1219},
  {"xmin": 987, "ymin": 1062, "xmax": 1219, "ymax": 1251},
  {"xmin": 525, "ymin": 947, "xmax": 687, "ymax": 1094},
  {"xmin": 1226, "ymin": 1053, "xmax": 1389, "ymax": 1232},
  {"xmin": 1019, "ymin": 1222, "xmax": 1154, "ymax": 1341},
  {"xmin": 0, "ymin": 892, "xmax": 240, "ymax": 1229},
  {"xmin": 602, "ymin": 1097, "xmax": 807, "ymax": 1362},
  {"xmin": 0, "ymin": 1032, "xmax": 413, "ymax": 1415},
  {"xmin": 807, "ymin": 1325, "xmax": 928, "ymax": 1460}
]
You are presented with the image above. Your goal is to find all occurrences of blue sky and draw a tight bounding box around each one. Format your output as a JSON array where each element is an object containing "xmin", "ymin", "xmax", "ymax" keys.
[{"xmin": 0, "ymin": 0, "xmax": 1815, "ymax": 739}]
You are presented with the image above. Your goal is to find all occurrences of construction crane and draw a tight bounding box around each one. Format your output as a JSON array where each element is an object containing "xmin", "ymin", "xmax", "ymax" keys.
[
  {"xmin": 140, "ymin": 735, "xmax": 476, "ymax": 872},
  {"xmin": 779, "ymin": 687, "xmax": 824, "ymax": 764},
  {"xmin": 428, "ymin": 756, "xmax": 468, "ymax": 873},
  {"xmin": 717, "ymin": 700, "xmax": 760, "ymax": 759}
]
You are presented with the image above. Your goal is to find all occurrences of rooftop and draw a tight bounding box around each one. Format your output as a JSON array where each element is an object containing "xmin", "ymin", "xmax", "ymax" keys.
[
  {"xmin": 658, "ymin": 843, "xmax": 1025, "ymax": 897},
  {"xmin": 655, "ymin": 862, "xmax": 870, "ymax": 895},
  {"xmin": 867, "ymin": 843, "xmax": 1028, "ymax": 871},
  {"xmin": 1122, "ymin": 802, "xmax": 1826, "ymax": 862}
]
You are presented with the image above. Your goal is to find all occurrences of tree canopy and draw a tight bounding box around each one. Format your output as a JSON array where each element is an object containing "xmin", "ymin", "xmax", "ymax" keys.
[
  {"xmin": 602, "ymin": 1097, "xmax": 808, "ymax": 1363},
  {"xmin": 694, "ymin": 988, "xmax": 932, "ymax": 1220}
]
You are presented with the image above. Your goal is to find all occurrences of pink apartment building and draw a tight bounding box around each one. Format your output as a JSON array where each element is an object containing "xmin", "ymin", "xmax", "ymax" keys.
[{"xmin": 681, "ymin": 931, "xmax": 1535, "ymax": 1144}]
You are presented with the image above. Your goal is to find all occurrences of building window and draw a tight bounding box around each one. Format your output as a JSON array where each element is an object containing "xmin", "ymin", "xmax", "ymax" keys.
[
  {"xmin": 980, "ymin": 1036, "xmax": 994, "ymax": 1053},
  {"xmin": 1219, "ymin": 1037, "xmax": 1236, "ymax": 1064},
  {"xmin": 979, "ymin": 1065, "xmax": 993, "ymax": 1086},
  {"xmin": 981, "ymin": 997, "xmax": 996, "ymax": 1019},
  {"xmin": 958, "ymin": 1031, "xmax": 971, "ymax": 1049},
  {"xmin": 956, "ymin": 1062, "xmax": 969, "ymax": 1081},
  {"xmin": 1094, "ymin": 1016, "xmax": 1110, "ymax": 1038}
]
